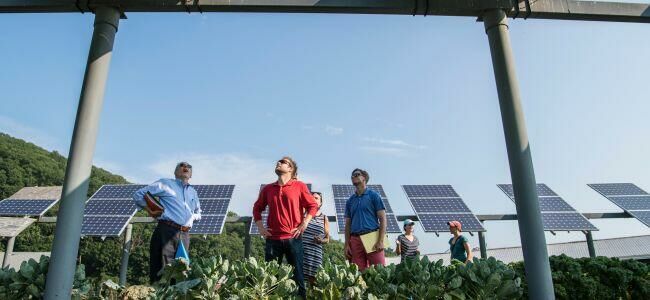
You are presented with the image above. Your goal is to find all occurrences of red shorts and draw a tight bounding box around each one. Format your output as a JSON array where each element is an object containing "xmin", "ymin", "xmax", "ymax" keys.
[{"xmin": 348, "ymin": 235, "xmax": 385, "ymax": 271}]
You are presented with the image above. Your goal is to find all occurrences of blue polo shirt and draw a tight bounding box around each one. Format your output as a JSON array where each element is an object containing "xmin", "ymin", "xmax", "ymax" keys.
[{"xmin": 344, "ymin": 188, "xmax": 385, "ymax": 234}]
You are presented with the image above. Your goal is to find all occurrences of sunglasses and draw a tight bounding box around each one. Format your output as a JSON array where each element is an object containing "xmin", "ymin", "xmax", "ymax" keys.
[
  {"xmin": 178, "ymin": 163, "xmax": 192, "ymax": 169},
  {"xmin": 278, "ymin": 159, "xmax": 292, "ymax": 167},
  {"xmin": 351, "ymin": 172, "xmax": 363, "ymax": 178}
]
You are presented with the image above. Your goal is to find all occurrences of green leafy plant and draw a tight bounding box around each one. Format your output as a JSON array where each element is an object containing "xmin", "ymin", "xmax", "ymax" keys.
[
  {"xmin": 0, "ymin": 255, "xmax": 90, "ymax": 299},
  {"xmin": 310, "ymin": 260, "xmax": 367, "ymax": 299}
]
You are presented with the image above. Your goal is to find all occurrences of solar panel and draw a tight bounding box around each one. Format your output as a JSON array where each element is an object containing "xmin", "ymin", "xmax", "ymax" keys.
[
  {"xmin": 606, "ymin": 196, "xmax": 650, "ymax": 211},
  {"xmin": 541, "ymin": 213, "xmax": 598, "ymax": 231},
  {"xmin": 497, "ymin": 183, "xmax": 558, "ymax": 199},
  {"xmin": 588, "ymin": 183, "xmax": 648, "ymax": 196},
  {"xmin": 332, "ymin": 184, "xmax": 386, "ymax": 198},
  {"xmin": 190, "ymin": 215, "xmax": 226, "ymax": 234},
  {"xmin": 336, "ymin": 213, "xmax": 346, "ymax": 232},
  {"xmin": 194, "ymin": 185, "xmax": 235, "ymax": 199},
  {"xmin": 539, "ymin": 197, "xmax": 575, "ymax": 212},
  {"xmin": 588, "ymin": 183, "xmax": 650, "ymax": 228},
  {"xmin": 0, "ymin": 199, "xmax": 57, "ymax": 216},
  {"xmin": 385, "ymin": 214, "xmax": 401, "ymax": 233},
  {"xmin": 402, "ymin": 185, "xmax": 459, "ymax": 198},
  {"xmin": 250, "ymin": 214, "xmax": 268, "ymax": 235},
  {"xmin": 81, "ymin": 216, "xmax": 131, "ymax": 236},
  {"xmin": 84, "ymin": 199, "xmax": 137, "ymax": 215},
  {"xmin": 498, "ymin": 183, "xmax": 597, "ymax": 231},
  {"xmin": 200, "ymin": 199, "xmax": 230, "ymax": 215},
  {"xmin": 417, "ymin": 213, "xmax": 485, "ymax": 232},
  {"xmin": 334, "ymin": 198, "xmax": 347, "ymax": 214},
  {"xmin": 409, "ymin": 198, "xmax": 470, "ymax": 213},
  {"xmin": 403, "ymin": 185, "xmax": 484, "ymax": 233},
  {"xmin": 628, "ymin": 211, "xmax": 650, "ymax": 227},
  {"xmin": 91, "ymin": 185, "xmax": 146, "ymax": 198},
  {"xmin": 82, "ymin": 185, "xmax": 144, "ymax": 236}
]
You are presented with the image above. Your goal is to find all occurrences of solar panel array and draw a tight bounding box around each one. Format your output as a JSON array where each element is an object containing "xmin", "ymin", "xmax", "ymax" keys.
[
  {"xmin": 0, "ymin": 199, "xmax": 58, "ymax": 217},
  {"xmin": 0, "ymin": 187, "xmax": 62, "ymax": 217},
  {"xmin": 82, "ymin": 184, "xmax": 234, "ymax": 236},
  {"xmin": 497, "ymin": 183, "xmax": 598, "ymax": 231},
  {"xmin": 332, "ymin": 184, "xmax": 402, "ymax": 234},
  {"xmin": 189, "ymin": 185, "xmax": 234, "ymax": 235},
  {"xmin": 82, "ymin": 184, "xmax": 144, "ymax": 237},
  {"xmin": 402, "ymin": 185, "xmax": 485, "ymax": 233},
  {"xmin": 588, "ymin": 183, "xmax": 650, "ymax": 227},
  {"xmin": 249, "ymin": 183, "xmax": 312, "ymax": 235}
]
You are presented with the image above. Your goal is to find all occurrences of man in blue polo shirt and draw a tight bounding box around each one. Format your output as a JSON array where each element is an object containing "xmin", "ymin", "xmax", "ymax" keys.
[{"xmin": 344, "ymin": 168, "xmax": 387, "ymax": 271}]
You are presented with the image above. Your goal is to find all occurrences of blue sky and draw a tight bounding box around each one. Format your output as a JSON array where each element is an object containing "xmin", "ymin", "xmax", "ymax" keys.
[{"xmin": 1, "ymin": 10, "xmax": 649, "ymax": 254}]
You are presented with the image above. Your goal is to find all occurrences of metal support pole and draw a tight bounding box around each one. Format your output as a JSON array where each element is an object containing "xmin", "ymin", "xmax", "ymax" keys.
[
  {"xmin": 44, "ymin": 6, "xmax": 120, "ymax": 299},
  {"xmin": 244, "ymin": 219, "xmax": 252, "ymax": 258},
  {"xmin": 478, "ymin": 229, "xmax": 488, "ymax": 259},
  {"xmin": 119, "ymin": 224, "xmax": 133, "ymax": 286},
  {"xmin": 2, "ymin": 237, "xmax": 16, "ymax": 269},
  {"xmin": 483, "ymin": 9, "xmax": 554, "ymax": 300},
  {"xmin": 585, "ymin": 231, "xmax": 596, "ymax": 258}
]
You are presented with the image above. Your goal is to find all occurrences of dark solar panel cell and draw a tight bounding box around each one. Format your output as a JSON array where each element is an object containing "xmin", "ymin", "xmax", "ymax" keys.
[
  {"xmin": 403, "ymin": 185, "xmax": 459, "ymax": 198},
  {"xmin": 200, "ymin": 199, "xmax": 230, "ymax": 215},
  {"xmin": 385, "ymin": 214, "xmax": 401, "ymax": 233},
  {"xmin": 608, "ymin": 196, "xmax": 650, "ymax": 211},
  {"xmin": 628, "ymin": 211, "xmax": 650, "ymax": 227},
  {"xmin": 191, "ymin": 215, "xmax": 226, "ymax": 234},
  {"xmin": 92, "ymin": 185, "xmax": 146, "ymax": 199},
  {"xmin": 0, "ymin": 199, "xmax": 56, "ymax": 216},
  {"xmin": 539, "ymin": 197, "xmax": 575, "ymax": 212},
  {"xmin": 410, "ymin": 198, "xmax": 471, "ymax": 213},
  {"xmin": 418, "ymin": 213, "xmax": 485, "ymax": 232},
  {"xmin": 497, "ymin": 183, "xmax": 557, "ymax": 199},
  {"xmin": 81, "ymin": 216, "xmax": 131, "ymax": 236},
  {"xmin": 84, "ymin": 199, "xmax": 137, "ymax": 216},
  {"xmin": 194, "ymin": 185, "xmax": 235, "ymax": 199},
  {"xmin": 541, "ymin": 213, "xmax": 598, "ymax": 231},
  {"xmin": 588, "ymin": 183, "xmax": 648, "ymax": 196}
]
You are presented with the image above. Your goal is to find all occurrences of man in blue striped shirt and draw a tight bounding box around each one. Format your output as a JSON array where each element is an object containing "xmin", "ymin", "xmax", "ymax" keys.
[{"xmin": 133, "ymin": 161, "xmax": 201, "ymax": 283}]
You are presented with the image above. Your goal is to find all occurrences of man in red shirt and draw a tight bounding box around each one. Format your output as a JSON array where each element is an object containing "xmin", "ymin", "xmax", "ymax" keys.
[{"xmin": 253, "ymin": 156, "xmax": 318, "ymax": 299}]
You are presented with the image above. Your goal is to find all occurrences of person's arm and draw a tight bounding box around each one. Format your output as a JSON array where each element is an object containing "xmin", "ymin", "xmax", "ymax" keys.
[
  {"xmin": 132, "ymin": 181, "xmax": 165, "ymax": 218},
  {"xmin": 192, "ymin": 188, "xmax": 201, "ymax": 221},
  {"xmin": 344, "ymin": 217, "xmax": 352, "ymax": 259},
  {"xmin": 375, "ymin": 210, "xmax": 386, "ymax": 251},
  {"xmin": 252, "ymin": 188, "xmax": 271, "ymax": 238},
  {"xmin": 395, "ymin": 236, "xmax": 402, "ymax": 255},
  {"xmin": 321, "ymin": 215, "xmax": 330, "ymax": 244},
  {"xmin": 463, "ymin": 237, "xmax": 473, "ymax": 263},
  {"xmin": 293, "ymin": 183, "xmax": 317, "ymax": 238}
]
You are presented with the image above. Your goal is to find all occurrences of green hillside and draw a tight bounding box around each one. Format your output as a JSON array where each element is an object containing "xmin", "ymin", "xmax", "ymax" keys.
[{"xmin": 0, "ymin": 132, "xmax": 128, "ymax": 199}]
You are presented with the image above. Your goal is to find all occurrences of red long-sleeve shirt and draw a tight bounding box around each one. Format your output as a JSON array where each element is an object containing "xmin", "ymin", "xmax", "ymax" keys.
[{"xmin": 253, "ymin": 179, "xmax": 318, "ymax": 240}]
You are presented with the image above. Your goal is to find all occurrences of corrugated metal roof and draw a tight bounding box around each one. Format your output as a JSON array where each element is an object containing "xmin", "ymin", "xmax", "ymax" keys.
[{"xmin": 387, "ymin": 235, "xmax": 650, "ymax": 265}]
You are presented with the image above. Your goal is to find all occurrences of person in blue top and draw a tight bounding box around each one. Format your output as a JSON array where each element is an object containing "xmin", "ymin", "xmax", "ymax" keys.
[
  {"xmin": 132, "ymin": 162, "xmax": 201, "ymax": 283},
  {"xmin": 344, "ymin": 168, "xmax": 387, "ymax": 271},
  {"xmin": 448, "ymin": 220, "xmax": 473, "ymax": 264}
]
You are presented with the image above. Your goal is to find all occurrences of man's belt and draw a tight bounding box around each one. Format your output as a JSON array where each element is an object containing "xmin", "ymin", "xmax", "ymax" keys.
[
  {"xmin": 159, "ymin": 220, "xmax": 191, "ymax": 232},
  {"xmin": 350, "ymin": 228, "xmax": 378, "ymax": 237}
]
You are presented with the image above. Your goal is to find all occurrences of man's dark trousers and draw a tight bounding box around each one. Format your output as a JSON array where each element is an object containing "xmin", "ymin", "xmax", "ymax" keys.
[
  {"xmin": 149, "ymin": 222, "xmax": 190, "ymax": 283},
  {"xmin": 265, "ymin": 238, "xmax": 306, "ymax": 298}
]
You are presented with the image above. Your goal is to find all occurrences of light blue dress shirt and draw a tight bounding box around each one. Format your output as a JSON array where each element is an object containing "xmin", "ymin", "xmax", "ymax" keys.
[{"xmin": 133, "ymin": 178, "xmax": 201, "ymax": 227}]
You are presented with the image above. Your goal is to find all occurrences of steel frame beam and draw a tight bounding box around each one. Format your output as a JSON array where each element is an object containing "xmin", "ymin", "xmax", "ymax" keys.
[{"xmin": 1, "ymin": 0, "xmax": 649, "ymax": 23}]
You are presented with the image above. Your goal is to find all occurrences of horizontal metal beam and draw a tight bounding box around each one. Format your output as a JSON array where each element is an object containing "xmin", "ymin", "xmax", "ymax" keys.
[
  {"xmin": 1, "ymin": 0, "xmax": 649, "ymax": 23},
  {"xmin": 37, "ymin": 214, "xmax": 336, "ymax": 224},
  {"xmin": 396, "ymin": 212, "xmax": 633, "ymax": 222}
]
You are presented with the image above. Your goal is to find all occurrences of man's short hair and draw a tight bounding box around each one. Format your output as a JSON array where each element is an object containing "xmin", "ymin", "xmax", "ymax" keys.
[{"xmin": 351, "ymin": 168, "xmax": 369, "ymax": 184}]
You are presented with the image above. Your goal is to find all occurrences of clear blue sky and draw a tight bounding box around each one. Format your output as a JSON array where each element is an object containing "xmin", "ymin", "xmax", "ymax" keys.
[{"xmin": 1, "ymin": 10, "xmax": 649, "ymax": 254}]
